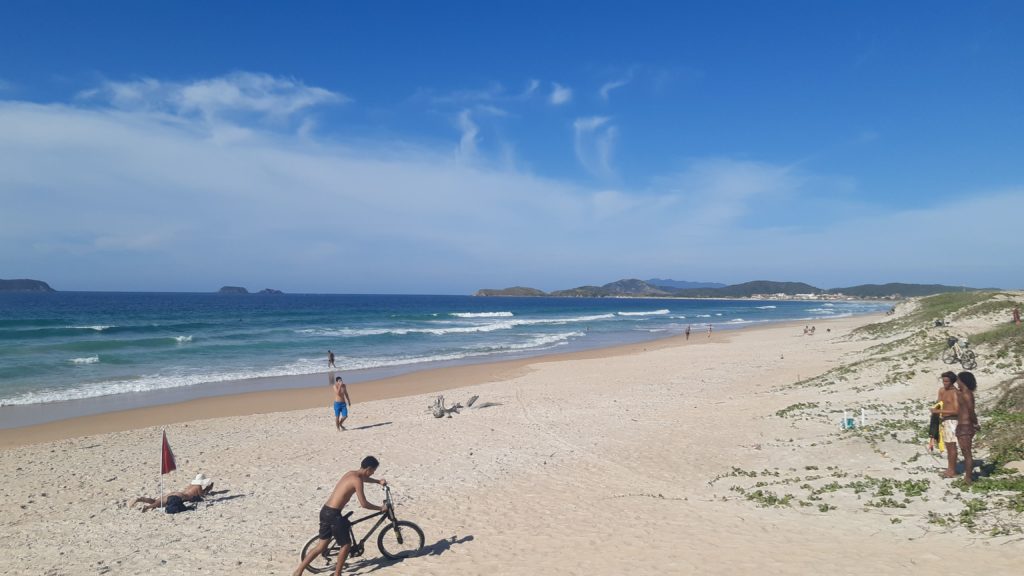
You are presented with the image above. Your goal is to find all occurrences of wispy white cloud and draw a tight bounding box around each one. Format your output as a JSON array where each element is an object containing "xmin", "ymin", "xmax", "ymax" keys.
[
  {"xmin": 521, "ymin": 79, "xmax": 540, "ymax": 98},
  {"xmin": 573, "ymin": 116, "xmax": 616, "ymax": 178},
  {"xmin": 79, "ymin": 72, "xmax": 345, "ymax": 124},
  {"xmin": 456, "ymin": 109, "xmax": 479, "ymax": 159},
  {"xmin": 454, "ymin": 105, "xmax": 507, "ymax": 161},
  {"xmin": 599, "ymin": 75, "xmax": 631, "ymax": 100},
  {"xmin": 550, "ymin": 82, "xmax": 572, "ymax": 105},
  {"xmin": 413, "ymin": 82, "xmax": 505, "ymax": 105}
]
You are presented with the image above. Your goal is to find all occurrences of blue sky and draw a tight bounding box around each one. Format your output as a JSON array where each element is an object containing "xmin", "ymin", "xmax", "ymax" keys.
[{"xmin": 1, "ymin": 1, "xmax": 1022, "ymax": 293}]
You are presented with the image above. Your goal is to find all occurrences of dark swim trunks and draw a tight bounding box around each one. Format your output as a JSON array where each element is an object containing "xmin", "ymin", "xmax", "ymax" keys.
[
  {"xmin": 956, "ymin": 424, "xmax": 976, "ymax": 441},
  {"xmin": 318, "ymin": 505, "xmax": 351, "ymax": 545}
]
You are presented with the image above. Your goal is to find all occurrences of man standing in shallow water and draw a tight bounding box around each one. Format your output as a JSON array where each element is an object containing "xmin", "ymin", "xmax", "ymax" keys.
[{"xmin": 293, "ymin": 456, "xmax": 388, "ymax": 576}]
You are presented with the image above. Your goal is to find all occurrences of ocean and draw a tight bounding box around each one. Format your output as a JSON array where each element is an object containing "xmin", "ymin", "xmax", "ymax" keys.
[{"xmin": 0, "ymin": 292, "xmax": 887, "ymax": 418}]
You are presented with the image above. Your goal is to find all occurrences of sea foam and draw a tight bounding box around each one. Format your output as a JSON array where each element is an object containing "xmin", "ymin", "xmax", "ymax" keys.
[
  {"xmin": 450, "ymin": 311, "xmax": 514, "ymax": 318},
  {"xmin": 617, "ymin": 309, "xmax": 670, "ymax": 316}
]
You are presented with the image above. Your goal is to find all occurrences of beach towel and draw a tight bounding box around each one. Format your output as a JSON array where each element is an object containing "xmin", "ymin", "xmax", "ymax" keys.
[{"xmin": 930, "ymin": 401, "xmax": 944, "ymax": 451}]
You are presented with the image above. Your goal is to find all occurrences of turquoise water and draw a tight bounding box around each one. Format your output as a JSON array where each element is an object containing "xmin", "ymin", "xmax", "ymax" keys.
[{"xmin": 0, "ymin": 292, "xmax": 887, "ymax": 407}]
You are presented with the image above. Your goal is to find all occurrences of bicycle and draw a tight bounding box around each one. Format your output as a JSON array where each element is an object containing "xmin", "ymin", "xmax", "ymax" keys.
[
  {"xmin": 299, "ymin": 486, "xmax": 424, "ymax": 574},
  {"xmin": 941, "ymin": 337, "xmax": 978, "ymax": 370}
]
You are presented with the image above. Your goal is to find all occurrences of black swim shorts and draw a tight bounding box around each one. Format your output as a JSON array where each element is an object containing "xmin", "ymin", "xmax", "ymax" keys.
[{"xmin": 318, "ymin": 505, "xmax": 352, "ymax": 545}]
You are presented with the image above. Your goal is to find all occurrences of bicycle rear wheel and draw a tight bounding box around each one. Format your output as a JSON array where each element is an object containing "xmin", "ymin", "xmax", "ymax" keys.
[
  {"xmin": 300, "ymin": 535, "xmax": 338, "ymax": 574},
  {"xmin": 377, "ymin": 520, "xmax": 425, "ymax": 560},
  {"xmin": 960, "ymin": 350, "xmax": 978, "ymax": 370},
  {"xmin": 940, "ymin": 348, "xmax": 957, "ymax": 364}
]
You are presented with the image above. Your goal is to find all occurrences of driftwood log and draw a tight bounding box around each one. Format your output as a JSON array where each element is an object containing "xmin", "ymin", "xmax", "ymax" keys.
[
  {"xmin": 429, "ymin": 394, "xmax": 495, "ymax": 418},
  {"xmin": 430, "ymin": 395, "xmax": 462, "ymax": 418}
]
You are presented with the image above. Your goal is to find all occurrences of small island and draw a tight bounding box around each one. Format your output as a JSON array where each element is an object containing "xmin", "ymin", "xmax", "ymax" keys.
[
  {"xmin": 0, "ymin": 279, "xmax": 56, "ymax": 292},
  {"xmin": 217, "ymin": 286, "xmax": 250, "ymax": 294},
  {"xmin": 474, "ymin": 286, "xmax": 547, "ymax": 297}
]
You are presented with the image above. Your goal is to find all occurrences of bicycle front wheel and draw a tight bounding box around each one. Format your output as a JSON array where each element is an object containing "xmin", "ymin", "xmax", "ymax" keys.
[
  {"xmin": 377, "ymin": 520, "xmax": 425, "ymax": 560},
  {"xmin": 940, "ymin": 348, "xmax": 957, "ymax": 364},
  {"xmin": 300, "ymin": 535, "xmax": 337, "ymax": 574},
  {"xmin": 961, "ymin": 350, "xmax": 978, "ymax": 370}
]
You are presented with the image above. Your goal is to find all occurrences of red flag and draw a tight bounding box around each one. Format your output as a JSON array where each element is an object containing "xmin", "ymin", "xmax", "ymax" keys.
[{"xmin": 161, "ymin": 431, "xmax": 177, "ymax": 475}]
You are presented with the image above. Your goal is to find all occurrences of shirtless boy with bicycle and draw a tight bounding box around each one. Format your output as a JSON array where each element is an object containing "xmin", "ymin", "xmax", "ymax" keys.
[{"xmin": 293, "ymin": 456, "xmax": 388, "ymax": 576}]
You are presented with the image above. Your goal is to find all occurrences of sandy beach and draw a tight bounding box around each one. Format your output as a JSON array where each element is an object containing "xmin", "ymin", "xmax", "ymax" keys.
[{"xmin": 1, "ymin": 312, "xmax": 1021, "ymax": 575}]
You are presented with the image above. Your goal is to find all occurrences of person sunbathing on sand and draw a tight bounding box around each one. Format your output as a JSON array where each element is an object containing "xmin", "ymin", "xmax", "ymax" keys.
[{"xmin": 132, "ymin": 473, "xmax": 214, "ymax": 511}]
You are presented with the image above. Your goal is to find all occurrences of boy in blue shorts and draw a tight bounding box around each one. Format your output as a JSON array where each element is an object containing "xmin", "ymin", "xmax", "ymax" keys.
[{"xmin": 332, "ymin": 375, "xmax": 351, "ymax": 431}]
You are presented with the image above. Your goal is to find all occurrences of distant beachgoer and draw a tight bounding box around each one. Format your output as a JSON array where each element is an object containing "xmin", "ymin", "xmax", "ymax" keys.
[
  {"xmin": 956, "ymin": 371, "xmax": 980, "ymax": 485},
  {"xmin": 803, "ymin": 325, "xmax": 809, "ymax": 335},
  {"xmin": 811, "ymin": 325, "xmax": 816, "ymax": 335},
  {"xmin": 685, "ymin": 325, "xmax": 691, "ymax": 340},
  {"xmin": 292, "ymin": 456, "xmax": 388, "ymax": 576},
  {"xmin": 1014, "ymin": 306, "xmax": 1021, "ymax": 325},
  {"xmin": 333, "ymin": 375, "xmax": 352, "ymax": 431},
  {"xmin": 707, "ymin": 323, "xmax": 712, "ymax": 338},
  {"xmin": 132, "ymin": 473, "xmax": 214, "ymax": 512},
  {"xmin": 328, "ymin": 350, "xmax": 336, "ymax": 368},
  {"xmin": 930, "ymin": 372, "xmax": 960, "ymax": 478}
]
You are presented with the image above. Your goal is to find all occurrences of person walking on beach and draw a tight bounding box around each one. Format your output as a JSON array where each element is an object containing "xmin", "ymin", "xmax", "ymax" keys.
[
  {"xmin": 328, "ymin": 350, "xmax": 336, "ymax": 368},
  {"xmin": 332, "ymin": 374, "xmax": 351, "ymax": 431},
  {"xmin": 930, "ymin": 372, "xmax": 960, "ymax": 478},
  {"xmin": 293, "ymin": 456, "xmax": 388, "ymax": 576},
  {"xmin": 1014, "ymin": 306, "xmax": 1021, "ymax": 326},
  {"xmin": 956, "ymin": 371, "xmax": 980, "ymax": 485},
  {"xmin": 685, "ymin": 325, "xmax": 691, "ymax": 340},
  {"xmin": 707, "ymin": 323, "xmax": 713, "ymax": 338}
]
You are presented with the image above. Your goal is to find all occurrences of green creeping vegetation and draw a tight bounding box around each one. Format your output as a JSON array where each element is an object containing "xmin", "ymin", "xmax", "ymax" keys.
[
  {"xmin": 730, "ymin": 486, "xmax": 795, "ymax": 507},
  {"xmin": 775, "ymin": 402, "xmax": 820, "ymax": 418},
  {"xmin": 726, "ymin": 469, "xmax": 932, "ymax": 512},
  {"xmin": 981, "ymin": 410, "xmax": 1024, "ymax": 465},
  {"xmin": 844, "ymin": 417, "xmax": 930, "ymax": 446},
  {"xmin": 980, "ymin": 374, "xmax": 1024, "ymax": 466},
  {"xmin": 971, "ymin": 323, "xmax": 1024, "ymax": 368},
  {"xmin": 724, "ymin": 466, "xmax": 1024, "ymax": 533},
  {"xmin": 853, "ymin": 292, "xmax": 1001, "ymax": 339},
  {"xmin": 791, "ymin": 359, "xmax": 870, "ymax": 389},
  {"xmin": 960, "ymin": 299, "xmax": 1019, "ymax": 319},
  {"xmin": 964, "ymin": 474, "xmax": 1024, "ymax": 495}
]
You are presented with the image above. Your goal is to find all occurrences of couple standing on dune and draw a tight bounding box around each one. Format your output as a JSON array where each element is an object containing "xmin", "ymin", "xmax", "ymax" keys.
[{"xmin": 930, "ymin": 371, "xmax": 979, "ymax": 485}]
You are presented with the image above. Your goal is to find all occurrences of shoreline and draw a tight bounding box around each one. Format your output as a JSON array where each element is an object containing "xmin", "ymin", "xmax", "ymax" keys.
[{"xmin": 0, "ymin": 314, "xmax": 864, "ymax": 448}]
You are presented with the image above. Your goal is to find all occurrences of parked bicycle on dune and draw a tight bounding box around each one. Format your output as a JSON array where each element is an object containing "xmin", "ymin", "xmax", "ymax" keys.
[{"xmin": 941, "ymin": 336, "xmax": 977, "ymax": 370}]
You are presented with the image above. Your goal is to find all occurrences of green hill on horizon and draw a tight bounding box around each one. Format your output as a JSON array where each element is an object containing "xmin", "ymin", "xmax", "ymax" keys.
[{"xmin": 475, "ymin": 279, "xmax": 989, "ymax": 299}]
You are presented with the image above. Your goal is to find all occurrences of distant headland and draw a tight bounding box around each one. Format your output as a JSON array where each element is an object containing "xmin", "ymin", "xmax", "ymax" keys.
[
  {"xmin": 475, "ymin": 279, "xmax": 988, "ymax": 300},
  {"xmin": 0, "ymin": 279, "xmax": 56, "ymax": 292}
]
